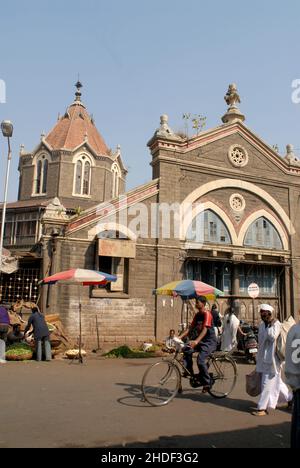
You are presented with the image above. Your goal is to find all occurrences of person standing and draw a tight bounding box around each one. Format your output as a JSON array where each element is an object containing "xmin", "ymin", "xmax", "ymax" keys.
[
  {"xmin": 252, "ymin": 304, "xmax": 292, "ymax": 416},
  {"xmin": 285, "ymin": 318, "xmax": 300, "ymax": 448},
  {"xmin": 0, "ymin": 305, "xmax": 10, "ymax": 364},
  {"xmin": 24, "ymin": 307, "xmax": 51, "ymax": 361},
  {"xmin": 211, "ymin": 304, "xmax": 222, "ymax": 342},
  {"xmin": 221, "ymin": 307, "xmax": 245, "ymax": 352}
]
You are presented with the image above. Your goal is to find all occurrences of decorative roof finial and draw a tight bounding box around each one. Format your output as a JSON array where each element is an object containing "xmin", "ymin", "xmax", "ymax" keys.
[
  {"xmin": 75, "ymin": 79, "xmax": 83, "ymax": 102},
  {"xmin": 224, "ymin": 83, "xmax": 240, "ymax": 109},
  {"xmin": 149, "ymin": 114, "xmax": 183, "ymax": 143},
  {"xmin": 285, "ymin": 144, "xmax": 299, "ymax": 164},
  {"xmin": 222, "ymin": 83, "xmax": 245, "ymax": 124}
]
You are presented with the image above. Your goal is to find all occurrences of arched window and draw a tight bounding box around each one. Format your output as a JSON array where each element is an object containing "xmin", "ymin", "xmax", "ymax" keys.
[
  {"xmin": 73, "ymin": 155, "xmax": 92, "ymax": 196},
  {"xmin": 186, "ymin": 209, "xmax": 232, "ymax": 244},
  {"xmin": 34, "ymin": 155, "xmax": 50, "ymax": 195},
  {"xmin": 244, "ymin": 217, "xmax": 283, "ymax": 249},
  {"xmin": 112, "ymin": 163, "xmax": 121, "ymax": 198}
]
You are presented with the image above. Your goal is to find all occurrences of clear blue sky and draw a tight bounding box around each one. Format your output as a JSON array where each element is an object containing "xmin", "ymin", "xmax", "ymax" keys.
[{"xmin": 1, "ymin": 0, "xmax": 300, "ymax": 201}]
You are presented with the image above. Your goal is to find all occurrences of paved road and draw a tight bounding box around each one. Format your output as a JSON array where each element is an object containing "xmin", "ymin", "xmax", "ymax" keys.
[{"xmin": 0, "ymin": 357, "xmax": 292, "ymax": 448}]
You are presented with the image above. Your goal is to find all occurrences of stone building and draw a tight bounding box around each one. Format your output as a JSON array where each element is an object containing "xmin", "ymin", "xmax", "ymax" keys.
[{"xmin": 1, "ymin": 82, "xmax": 300, "ymax": 349}]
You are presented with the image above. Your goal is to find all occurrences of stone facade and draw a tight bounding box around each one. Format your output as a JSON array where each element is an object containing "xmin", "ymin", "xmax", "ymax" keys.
[{"xmin": 2, "ymin": 83, "xmax": 300, "ymax": 350}]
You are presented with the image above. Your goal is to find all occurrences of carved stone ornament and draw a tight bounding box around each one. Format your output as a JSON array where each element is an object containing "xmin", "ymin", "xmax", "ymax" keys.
[
  {"xmin": 222, "ymin": 83, "xmax": 245, "ymax": 124},
  {"xmin": 228, "ymin": 144, "xmax": 249, "ymax": 168},
  {"xmin": 43, "ymin": 197, "xmax": 68, "ymax": 220},
  {"xmin": 230, "ymin": 193, "xmax": 246, "ymax": 212}
]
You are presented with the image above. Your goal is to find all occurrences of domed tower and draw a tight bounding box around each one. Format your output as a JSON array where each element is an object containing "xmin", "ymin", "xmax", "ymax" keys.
[{"xmin": 18, "ymin": 82, "xmax": 127, "ymax": 209}]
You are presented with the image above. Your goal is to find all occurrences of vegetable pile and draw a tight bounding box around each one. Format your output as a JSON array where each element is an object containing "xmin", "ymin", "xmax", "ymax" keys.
[{"xmin": 6, "ymin": 343, "xmax": 33, "ymax": 361}]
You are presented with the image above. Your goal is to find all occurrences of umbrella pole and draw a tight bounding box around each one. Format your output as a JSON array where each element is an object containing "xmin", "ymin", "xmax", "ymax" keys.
[
  {"xmin": 180, "ymin": 301, "xmax": 184, "ymax": 333},
  {"xmin": 78, "ymin": 285, "xmax": 83, "ymax": 364},
  {"xmin": 186, "ymin": 300, "xmax": 189, "ymax": 328}
]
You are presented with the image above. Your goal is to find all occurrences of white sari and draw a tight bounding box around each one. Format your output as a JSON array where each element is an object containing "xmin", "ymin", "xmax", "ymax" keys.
[{"xmin": 221, "ymin": 313, "xmax": 240, "ymax": 352}]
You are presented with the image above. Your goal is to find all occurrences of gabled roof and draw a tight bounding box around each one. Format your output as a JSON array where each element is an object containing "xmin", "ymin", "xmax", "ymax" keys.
[
  {"xmin": 45, "ymin": 101, "xmax": 109, "ymax": 156},
  {"xmin": 149, "ymin": 119, "xmax": 300, "ymax": 176}
]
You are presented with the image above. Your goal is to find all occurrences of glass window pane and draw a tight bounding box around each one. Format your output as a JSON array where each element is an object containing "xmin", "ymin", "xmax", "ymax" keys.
[
  {"xmin": 42, "ymin": 160, "xmax": 48, "ymax": 194},
  {"xmin": 186, "ymin": 210, "xmax": 231, "ymax": 244},
  {"xmin": 83, "ymin": 161, "xmax": 90, "ymax": 195},
  {"xmin": 75, "ymin": 160, "xmax": 82, "ymax": 194},
  {"xmin": 36, "ymin": 160, "xmax": 42, "ymax": 194},
  {"xmin": 244, "ymin": 217, "xmax": 283, "ymax": 249}
]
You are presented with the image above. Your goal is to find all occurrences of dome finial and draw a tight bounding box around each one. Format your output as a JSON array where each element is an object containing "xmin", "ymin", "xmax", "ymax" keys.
[{"xmin": 75, "ymin": 78, "xmax": 83, "ymax": 102}]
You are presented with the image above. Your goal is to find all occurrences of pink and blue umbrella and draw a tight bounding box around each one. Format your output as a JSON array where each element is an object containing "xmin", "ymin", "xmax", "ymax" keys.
[{"xmin": 154, "ymin": 279, "xmax": 224, "ymax": 300}]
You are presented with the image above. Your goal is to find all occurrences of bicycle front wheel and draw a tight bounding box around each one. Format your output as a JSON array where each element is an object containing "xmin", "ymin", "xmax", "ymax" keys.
[
  {"xmin": 142, "ymin": 360, "xmax": 181, "ymax": 407},
  {"xmin": 208, "ymin": 356, "xmax": 237, "ymax": 399}
]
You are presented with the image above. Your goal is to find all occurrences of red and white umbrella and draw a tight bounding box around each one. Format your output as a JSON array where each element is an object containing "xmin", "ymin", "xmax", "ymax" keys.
[
  {"xmin": 42, "ymin": 269, "xmax": 117, "ymax": 363},
  {"xmin": 42, "ymin": 268, "xmax": 115, "ymax": 286}
]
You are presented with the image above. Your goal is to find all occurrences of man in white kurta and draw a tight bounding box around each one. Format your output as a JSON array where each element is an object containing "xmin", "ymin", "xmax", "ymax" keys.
[{"xmin": 253, "ymin": 304, "xmax": 292, "ymax": 416}]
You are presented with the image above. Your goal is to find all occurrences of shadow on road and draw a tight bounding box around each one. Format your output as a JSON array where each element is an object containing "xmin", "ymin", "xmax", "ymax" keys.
[
  {"xmin": 106, "ymin": 421, "xmax": 291, "ymax": 448},
  {"xmin": 115, "ymin": 380, "xmax": 260, "ymax": 413}
]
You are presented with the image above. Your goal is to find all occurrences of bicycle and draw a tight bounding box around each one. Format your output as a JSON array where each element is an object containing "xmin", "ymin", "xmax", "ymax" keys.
[{"xmin": 141, "ymin": 341, "xmax": 237, "ymax": 407}]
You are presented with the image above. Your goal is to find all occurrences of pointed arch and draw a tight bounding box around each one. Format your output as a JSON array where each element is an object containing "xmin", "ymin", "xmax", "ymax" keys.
[
  {"xmin": 112, "ymin": 163, "xmax": 121, "ymax": 198},
  {"xmin": 182, "ymin": 201, "xmax": 238, "ymax": 245},
  {"xmin": 181, "ymin": 179, "xmax": 295, "ymax": 235},
  {"xmin": 33, "ymin": 153, "xmax": 51, "ymax": 195},
  {"xmin": 239, "ymin": 210, "xmax": 288, "ymax": 250},
  {"xmin": 72, "ymin": 153, "xmax": 94, "ymax": 197}
]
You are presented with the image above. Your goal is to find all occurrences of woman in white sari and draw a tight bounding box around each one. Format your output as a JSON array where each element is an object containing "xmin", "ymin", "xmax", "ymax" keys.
[
  {"xmin": 252, "ymin": 304, "xmax": 292, "ymax": 416},
  {"xmin": 221, "ymin": 309, "xmax": 244, "ymax": 352}
]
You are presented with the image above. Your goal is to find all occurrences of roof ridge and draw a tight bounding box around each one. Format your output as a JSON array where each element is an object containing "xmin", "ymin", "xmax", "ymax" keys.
[{"xmin": 63, "ymin": 103, "xmax": 81, "ymax": 150}]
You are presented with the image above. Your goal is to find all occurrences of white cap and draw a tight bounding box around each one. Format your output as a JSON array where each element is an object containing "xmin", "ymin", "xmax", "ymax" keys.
[{"xmin": 260, "ymin": 304, "xmax": 274, "ymax": 312}]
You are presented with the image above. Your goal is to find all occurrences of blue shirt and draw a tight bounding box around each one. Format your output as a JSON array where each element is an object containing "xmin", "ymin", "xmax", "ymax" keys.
[
  {"xmin": 0, "ymin": 306, "xmax": 10, "ymax": 325},
  {"xmin": 24, "ymin": 312, "xmax": 49, "ymax": 340}
]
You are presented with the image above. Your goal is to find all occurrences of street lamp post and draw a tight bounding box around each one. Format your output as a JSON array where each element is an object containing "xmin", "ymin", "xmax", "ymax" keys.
[{"xmin": 0, "ymin": 120, "xmax": 13, "ymax": 274}]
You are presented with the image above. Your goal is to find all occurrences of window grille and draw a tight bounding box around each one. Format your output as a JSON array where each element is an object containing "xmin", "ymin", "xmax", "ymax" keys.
[{"xmin": 0, "ymin": 268, "xmax": 40, "ymax": 303}]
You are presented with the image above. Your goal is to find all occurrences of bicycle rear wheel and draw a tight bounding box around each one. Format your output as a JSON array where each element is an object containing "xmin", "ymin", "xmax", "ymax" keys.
[
  {"xmin": 142, "ymin": 360, "xmax": 181, "ymax": 407},
  {"xmin": 208, "ymin": 356, "xmax": 237, "ymax": 399}
]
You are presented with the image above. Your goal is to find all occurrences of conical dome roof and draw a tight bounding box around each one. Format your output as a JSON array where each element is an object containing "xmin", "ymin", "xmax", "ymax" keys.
[{"xmin": 45, "ymin": 83, "xmax": 109, "ymax": 156}]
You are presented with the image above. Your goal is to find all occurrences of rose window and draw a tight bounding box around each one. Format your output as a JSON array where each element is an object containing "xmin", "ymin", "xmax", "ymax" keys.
[
  {"xmin": 228, "ymin": 145, "xmax": 248, "ymax": 167},
  {"xmin": 230, "ymin": 193, "xmax": 246, "ymax": 212}
]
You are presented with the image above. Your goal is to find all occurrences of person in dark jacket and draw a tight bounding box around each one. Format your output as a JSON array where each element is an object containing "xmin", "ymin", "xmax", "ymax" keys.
[
  {"xmin": 0, "ymin": 305, "xmax": 10, "ymax": 363},
  {"xmin": 24, "ymin": 307, "xmax": 51, "ymax": 361}
]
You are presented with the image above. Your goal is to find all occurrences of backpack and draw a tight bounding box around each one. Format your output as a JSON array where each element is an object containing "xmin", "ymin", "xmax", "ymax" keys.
[{"xmin": 276, "ymin": 316, "xmax": 296, "ymax": 362}]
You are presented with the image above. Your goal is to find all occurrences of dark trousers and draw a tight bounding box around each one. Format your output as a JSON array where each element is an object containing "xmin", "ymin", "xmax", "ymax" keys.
[
  {"xmin": 291, "ymin": 389, "xmax": 300, "ymax": 449},
  {"xmin": 183, "ymin": 339, "xmax": 217, "ymax": 386}
]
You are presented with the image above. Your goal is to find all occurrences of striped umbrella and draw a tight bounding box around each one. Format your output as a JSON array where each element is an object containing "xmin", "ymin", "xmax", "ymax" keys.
[
  {"xmin": 42, "ymin": 269, "xmax": 117, "ymax": 363},
  {"xmin": 41, "ymin": 268, "xmax": 117, "ymax": 286},
  {"xmin": 154, "ymin": 279, "xmax": 224, "ymax": 300}
]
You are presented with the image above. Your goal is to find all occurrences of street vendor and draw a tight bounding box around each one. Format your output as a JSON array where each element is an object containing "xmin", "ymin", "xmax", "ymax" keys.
[
  {"xmin": 24, "ymin": 307, "xmax": 51, "ymax": 361},
  {"xmin": 7, "ymin": 324, "xmax": 24, "ymax": 345}
]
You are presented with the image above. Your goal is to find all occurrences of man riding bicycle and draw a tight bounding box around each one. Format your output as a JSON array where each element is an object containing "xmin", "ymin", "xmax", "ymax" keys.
[{"xmin": 179, "ymin": 296, "xmax": 217, "ymax": 393}]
